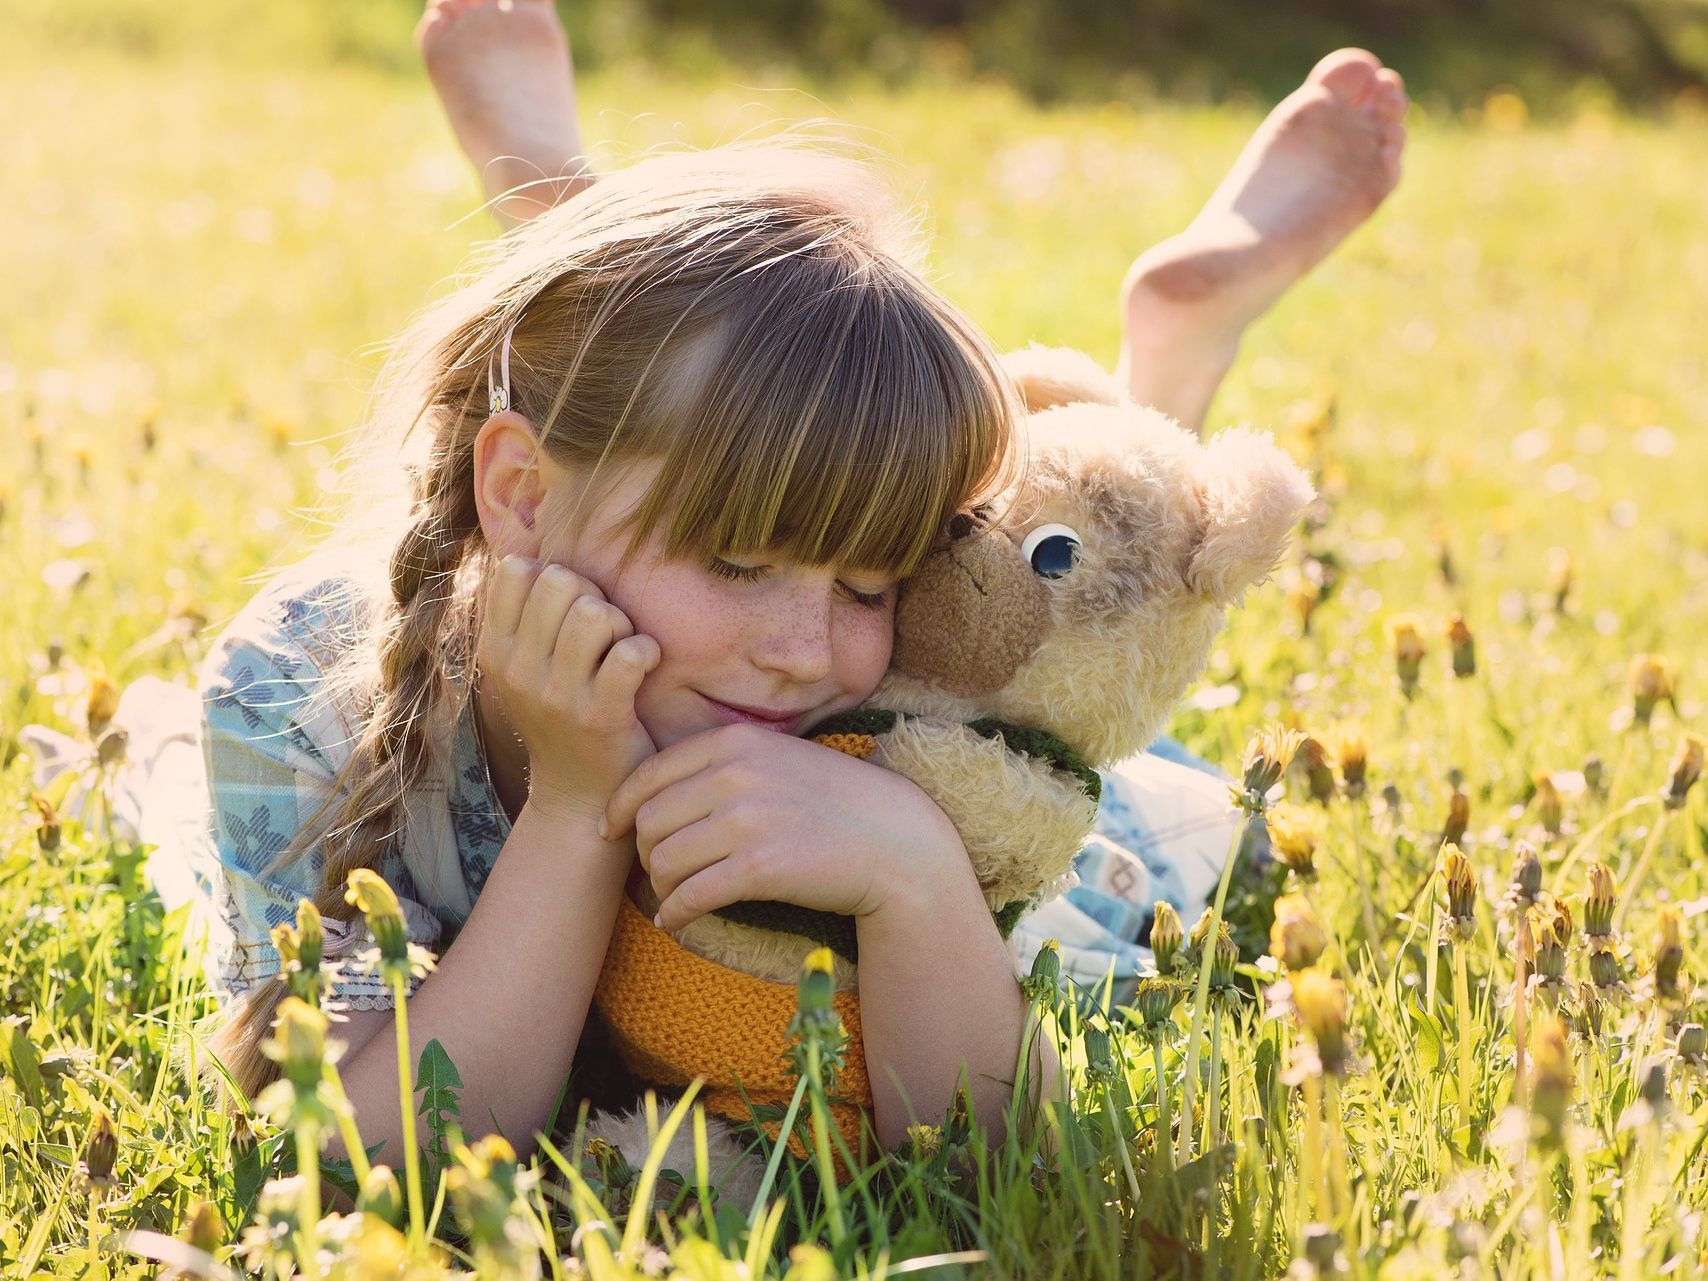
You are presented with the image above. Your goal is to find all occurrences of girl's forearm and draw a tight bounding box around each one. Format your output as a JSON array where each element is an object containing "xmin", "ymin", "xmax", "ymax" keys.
[
  {"xmin": 855, "ymin": 861, "xmax": 1060, "ymax": 1149},
  {"xmin": 328, "ymin": 798, "xmax": 632, "ymax": 1166}
]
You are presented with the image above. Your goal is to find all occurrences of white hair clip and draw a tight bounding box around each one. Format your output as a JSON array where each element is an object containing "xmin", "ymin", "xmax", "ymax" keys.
[{"xmin": 487, "ymin": 324, "xmax": 516, "ymax": 415}]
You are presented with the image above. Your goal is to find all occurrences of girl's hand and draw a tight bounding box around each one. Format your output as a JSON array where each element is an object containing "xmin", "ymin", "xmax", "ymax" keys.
[
  {"xmin": 477, "ymin": 555, "xmax": 660, "ymax": 822},
  {"xmin": 602, "ymin": 723, "xmax": 969, "ymax": 930}
]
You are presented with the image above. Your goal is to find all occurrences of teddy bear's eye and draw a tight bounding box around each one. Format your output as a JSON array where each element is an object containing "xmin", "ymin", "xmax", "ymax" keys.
[{"xmin": 1020, "ymin": 523, "xmax": 1081, "ymax": 579}]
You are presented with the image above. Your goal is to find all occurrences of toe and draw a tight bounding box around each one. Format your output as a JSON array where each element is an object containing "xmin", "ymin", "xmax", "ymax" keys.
[
  {"xmin": 1307, "ymin": 48, "xmax": 1382, "ymax": 103},
  {"xmin": 1370, "ymin": 69, "xmax": 1409, "ymax": 123}
]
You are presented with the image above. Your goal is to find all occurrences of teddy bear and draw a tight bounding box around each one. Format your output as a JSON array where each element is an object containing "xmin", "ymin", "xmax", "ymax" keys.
[{"xmin": 583, "ymin": 345, "xmax": 1314, "ymax": 1196}]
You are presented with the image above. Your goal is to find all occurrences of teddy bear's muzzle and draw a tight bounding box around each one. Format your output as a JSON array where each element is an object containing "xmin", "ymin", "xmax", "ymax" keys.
[{"xmin": 891, "ymin": 524, "xmax": 1053, "ymax": 697}]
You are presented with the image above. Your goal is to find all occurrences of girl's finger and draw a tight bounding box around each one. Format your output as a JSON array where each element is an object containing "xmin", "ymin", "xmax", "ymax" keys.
[
  {"xmin": 556, "ymin": 595, "xmax": 635, "ymax": 689},
  {"xmin": 479, "ymin": 555, "xmax": 542, "ymax": 653},
  {"xmin": 585, "ymin": 633, "xmax": 659, "ymax": 732},
  {"xmin": 604, "ymin": 721, "xmax": 744, "ymax": 839},
  {"xmin": 644, "ymin": 816, "xmax": 729, "ymax": 902},
  {"xmin": 654, "ymin": 856, "xmax": 752, "ymax": 932},
  {"xmin": 629, "ymin": 766, "xmax": 721, "ymax": 869},
  {"xmin": 513, "ymin": 564, "xmax": 599, "ymax": 672}
]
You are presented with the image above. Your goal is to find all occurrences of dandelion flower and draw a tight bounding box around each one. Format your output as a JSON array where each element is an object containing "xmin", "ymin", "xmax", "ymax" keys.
[
  {"xmin": 1328, "ymin": 723, "xmax": 1370, "ymax": 800},
  {"xmin": 1270, "ymin": 894, "xmax": 1329, "ymax": 972},
  {"xmin": 1439, "ymin": 844, "xmax": 1480, "ymax": 939},
  {"xmin": 1654, "ymin": 904, "xmax": 1685, "ymax": 1001},
  {"xmin": 1266, "ymin": 803, "xmax": 1323, "ymax": 880},
  {"xmin": 1628, "ymin": 653, "xmax": 1674, "ymax": 727},
  {"xmin": 1295, "ymin": 734, "xmax": 1336, "ymax": 804},
  {"xmin": 1442, "ymin": 788, "xmax": 1470, "ymax": 847},
  {"xmin": 1445, "ymin": 612, "xmax": 1477, "ymax": 679},
  {"xmin": 1662, "ymin": 732, "xmax": 1705, "ymax": 811},
  {"xmin": 1528, "ymin": 1016, "xmax": 1573, "ymax": 1149},
  {"xmin": 1291, "ymin": 965, "xmax": 1349, "ymax": 1076},
  {"xmin": 1387, "ymin": 615, "xmax": 1426, "ymax": 697},
  {"xmin": 1583, "ymin": 863, "xmax": 1618, "ymax": 939},
  {"xmin": 1532, "ymin": 772, "xmax": 1563, "ymax": 837},
  {"xmin": 1239, "ymin": 723, "xmax": 1308, "ymax": 809},
  {"xmin": 1131, "ymin": 976, "xmax": 1182, "ymax": 1029},
  {"xmin": 1148, "ymin": 902, "xmax": 1183, "ymax": 977}
]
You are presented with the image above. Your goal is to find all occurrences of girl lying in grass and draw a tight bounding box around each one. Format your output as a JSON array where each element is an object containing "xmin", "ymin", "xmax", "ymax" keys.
[{"xmin": 198, "ymin": 142, "xmax": 1047, "ymax": 1171}]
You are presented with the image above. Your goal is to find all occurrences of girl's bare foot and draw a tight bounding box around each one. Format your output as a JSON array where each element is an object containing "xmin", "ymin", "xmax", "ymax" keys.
[
  {"xmin": 1119, "ymin": 49, "xmax": 1408, "ymax": 430},
  {"xmin": 417, "ymin": 0, "xmax": 592, "ymax": 229}
]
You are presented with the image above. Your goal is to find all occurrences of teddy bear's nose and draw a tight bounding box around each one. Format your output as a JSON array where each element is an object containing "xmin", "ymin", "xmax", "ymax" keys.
[{"xmin": 948, "ymin": 511, "xmax": 980, "ymax": 542}]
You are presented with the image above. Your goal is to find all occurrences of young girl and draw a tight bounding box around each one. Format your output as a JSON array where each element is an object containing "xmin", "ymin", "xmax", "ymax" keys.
[{"xmin": 196, "ymin": 143, "xmax": 1045, "ymax": 1166}]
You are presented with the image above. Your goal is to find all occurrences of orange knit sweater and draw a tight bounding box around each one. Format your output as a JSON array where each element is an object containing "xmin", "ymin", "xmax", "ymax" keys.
[{"xmin": 592, "ymin": 895, "xmax": 872, "ymax": 1159}]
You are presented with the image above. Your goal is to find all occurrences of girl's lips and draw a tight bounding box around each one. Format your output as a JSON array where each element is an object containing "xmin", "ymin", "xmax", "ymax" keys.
[{"xmin": 699, "ymin": 693, "xmax": 810, "ymax": 734}]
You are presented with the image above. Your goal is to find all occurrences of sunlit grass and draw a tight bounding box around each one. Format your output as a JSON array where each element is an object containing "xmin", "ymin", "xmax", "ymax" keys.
[{"xmin": 5, "ymin": 32, "xmax": 1708, "ymax": 1279}]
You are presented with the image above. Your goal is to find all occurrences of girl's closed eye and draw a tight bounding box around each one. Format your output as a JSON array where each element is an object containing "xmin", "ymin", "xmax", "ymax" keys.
[{"xmin": 706, "ymin": 556, "xmax": 893, "ymax": 609}]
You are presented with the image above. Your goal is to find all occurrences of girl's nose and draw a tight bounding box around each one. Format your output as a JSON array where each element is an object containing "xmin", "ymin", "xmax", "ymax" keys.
[{"xmin": 752, "ymin": 589, "xmax": 835, "ymax": 685}]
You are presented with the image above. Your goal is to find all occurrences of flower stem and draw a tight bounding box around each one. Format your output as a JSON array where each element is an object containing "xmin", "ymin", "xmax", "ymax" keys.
[
  {"xmin": 1151, "ymin": 1031, "xmax": 1174, "ymax": 1176},
  {"xmin": 1205, "ymin": 1006, "xmax": 1224, "ymax": 1155},
  {"xmin": 1301, "ymin": 1072, "xmax": 1327, "ymax": 1223},
  {"xmin": 320, "ymin": 1061, "xmax": 370, "ymax": 1188},
  {"xmin": 390, "ymin": 974, "xmax": 426, "ymax": 1252},
  {"xmin": 1453, "ymin": 944, "xmax": 1474, "ymax": 1146},
  {"xmin": 1178, "ymin": 816, "xmax": 1246, "ymax": 1166},
  {"xmin": 804, "ymin": 1039, "xmax": 847, "ymax": 1246},
  {"xmin": 294, "ymin": 1120, "xmax": 322, "ymax": 1272}
]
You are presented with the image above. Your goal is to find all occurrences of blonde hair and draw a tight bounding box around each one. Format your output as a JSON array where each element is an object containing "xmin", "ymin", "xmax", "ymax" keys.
[{"xmin": 206, "ymin": 143, "xmax": 1017, "ymax": 1102}]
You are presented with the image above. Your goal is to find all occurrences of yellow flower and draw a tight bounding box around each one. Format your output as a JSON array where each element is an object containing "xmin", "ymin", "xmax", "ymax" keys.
[
  {"xmin": 1387, "ymin": 615, "xmax": 1426, "ymax": 697},
  {"xmin": 345, "ymin": 868, "xmax": 410, "ymax": 970},
  {"xmin": 1532, "ymin": 772, "xmax": 1563, "ymax": 836},
  {"xmin": 1291, "ymin": 965, "xmax": 1349, "ymax": 1076},
  {"xmin": 1583, "ymin": 863, "xmax": 1618, "ymax": 939},
  {"xmin": 1240, "ymin": 723, "xmax": 1308, "ymax": 806},
  {"xmin": 1439, "ymin": 844, "xmax": 1479, "ymax": 937},
  {"xmin": 1663, "ymin": 732, "xmax": 1705, "ymax": 811},
  {"xmin": 1528, "ymin": 1016, "xmax": 1573, "ymax": 1148},
  {"xmin": 906, "ymin": 1123, "xmax": 943, "ymax": 1158},
  {"xmin": 1628, "ymin": 654, "xmax": 1675, "ymax": 727},
  {"xmin": 1148, "ymin": 901, "xmax": 1184, "ymax": 977},
  {"xmin": 86, "ymin": 672, "xmax": 120, "ymax": 737},
  {"xmin": 1266, "ymin": 803, "xmax": 1323, "ymax": 880},
  {"xmin": 1327, "ymin": 723, "xmax": 1370, "ymax": 800},
  {"xmin": 1270, "ymin": 894, "xmax": 1329, "ymax": 972},
  {"xmin": 1445, "ymin": 612, "xmax": 1476, "ymax": 679},
  {"xmin": 262, "ymin": 996, "xmax": 330, "ymax": 1087}
]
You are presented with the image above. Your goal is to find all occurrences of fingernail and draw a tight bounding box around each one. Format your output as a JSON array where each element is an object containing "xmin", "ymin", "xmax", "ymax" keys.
[
  {"xmin": 652, "ymin": 913, "xmax": 664, "ymax": 929},
  {"xmin": 597, "ymin": 817, "xmax": 608, "ymax": 840}
]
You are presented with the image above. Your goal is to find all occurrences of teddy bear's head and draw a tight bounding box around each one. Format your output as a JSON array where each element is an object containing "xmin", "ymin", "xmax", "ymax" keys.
[{"xmin": 878, "ymin": 347, "xmax": 1315, "ymax": 766}]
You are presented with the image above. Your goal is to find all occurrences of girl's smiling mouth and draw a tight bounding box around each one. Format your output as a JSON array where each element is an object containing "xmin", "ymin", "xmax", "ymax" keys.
[{"xmin": 697, "ymin": 693, "xmax": 813, "ymax": 733}]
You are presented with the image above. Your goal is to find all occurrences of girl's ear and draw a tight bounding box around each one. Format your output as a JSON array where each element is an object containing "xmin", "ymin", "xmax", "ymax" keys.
[{"xmin": 473, "ymin": 411, "xmax": 554, "ymax": 555}]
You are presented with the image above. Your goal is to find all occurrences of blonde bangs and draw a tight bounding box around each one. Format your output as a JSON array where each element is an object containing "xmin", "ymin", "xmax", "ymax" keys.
[{"xmin": 616, "ymin": 251, "xmax": 1016, "ymax": 578}]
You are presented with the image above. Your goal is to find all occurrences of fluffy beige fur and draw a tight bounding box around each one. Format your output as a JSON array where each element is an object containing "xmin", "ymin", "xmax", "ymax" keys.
[{"xmin": 600, "ymin": 345, "xmax": 1312, "ymax": 1195}]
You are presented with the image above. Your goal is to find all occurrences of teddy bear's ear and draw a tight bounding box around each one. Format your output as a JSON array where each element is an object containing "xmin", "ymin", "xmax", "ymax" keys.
[
  {"xmin": 1000, "ymin": 345, "xmax": 1123, "ymax": 413},
  {"xmin": 1186, "ymin": 427, "xmax": 1316, "ymax": 604}
]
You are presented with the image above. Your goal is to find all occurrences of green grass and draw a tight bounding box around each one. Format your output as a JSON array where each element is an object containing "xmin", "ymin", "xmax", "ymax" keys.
[{"xmin": 5, "ymin": 27, "xmax": 1708, "ymax": 1280}]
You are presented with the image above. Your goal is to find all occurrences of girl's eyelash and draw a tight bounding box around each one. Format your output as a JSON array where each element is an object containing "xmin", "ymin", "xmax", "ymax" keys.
[{"xmin": 707, "ymin": 558, "xmax": 890, "ymax": 609}]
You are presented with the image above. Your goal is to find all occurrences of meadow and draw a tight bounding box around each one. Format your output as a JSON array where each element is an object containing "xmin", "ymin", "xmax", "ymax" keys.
[{"xmin": 5, "ymin": 19, "xmax": 1708, "ymax": 1280}]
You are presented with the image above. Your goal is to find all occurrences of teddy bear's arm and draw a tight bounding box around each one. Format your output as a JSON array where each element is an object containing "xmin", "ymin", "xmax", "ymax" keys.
[{"xmin": 870, "ymin": 717, "xmax": 1098, "ymax": 911}]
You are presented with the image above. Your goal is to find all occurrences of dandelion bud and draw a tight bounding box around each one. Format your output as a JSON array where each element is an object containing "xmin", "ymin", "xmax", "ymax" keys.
[
  {"xmin": 1022, "ymin": 939, "xmax": 1062, "ymax": 1005},
  {"xmin": 1296, "ymin": 734, "xmax": 1336, "ymax": 804},
  {"xmin": 1445, "ymin": 612, "xmax": 1477, "ymax": 679},
  {"xmin": 81, "ymin": 1107, "xmax": 118, "ymax": 1188},
  {"xmin": 1131, "ymin": 977, "xmax": 1181, "ymax": 1029},
  {"xmin": 86, "ymin": 673, "xmax": 120, "ymax": 737},
  {"xmin": 1583, "ymin": 755, "xmax": 1606, "ymax": 796},
  {"xmin": 1662, "ymin": 732, "xmax": 1705, "ymax": 811},
  {"xmin": 1287, "ymin": 574, "xmax": 1321, "ymax": 634},
  {"xmin": 1503, "ymin": 842, "xmax": 1543, "ymax": 912},
  {"xmin": 229, "ymin": 1109, "xmax": 255, "ymax": 1155},
  {"xmin": 798, "ymin": 946, "xmax": 837, "ymax": 1019},
  {"xmin": 1528, "ymin": 1016, "xmax": 1573, "ymax": 1150},
  {"xmin": 1240, "ymin": 724, "xmax": 1307, "ymax": 808},
  {"xmin": 581, "ymin": 1136, "xmax": 632, "ymax": 1192},
  {"xmin": 1588, "ymin": 945, "xmax": 1622, "ymax": 990},
  {"xmin": 1439, "ymin": 845, "xmax": 1480, "ymax": 938},
  {"xmin": 1388, "ymin": 615, "xmax": 1427, "ymax": 697},
  {"xmin": 95, "ymin": 726, "xmax": 128, "ymax": 768},
  {"xmin": 1628, "ymin": 654, "xmax": 1674, "ymax": 727},
  {"xmin": 1148, "ymin": 902, "xmax": 1183, "ymax": 977},
  {"xmin": 30, "ymin": 794, "xmax": 61, "ymax": 854},
  {"xmin": 1210, "ymin": 923, "xmax": 1240, "ymax": 991},
  {"xmin": 180, "ymin": 1199, "xmax": 223, "ymax": 1253},
  {"xmin": 262, "ymin": 996, "xmax": 329, "ymax": 1089},
  {"xmin": 1533, "ymin": 910, "xmax": 1568, "ymax": 984},
  {"xmin": 1532, "ymin": 772, "xmax": 1563, "ymax": 837},
  {"xmin": 1677, "ymin": 1024, "xmax": 1707, "ymax": 1065},
  {"xmin": 449, "ymin": 1135, "xmax": 524, "ymax": 1256},
  {"xmin": 1083, "ymin": 1026, "xmax": 1116, "ymax": 1084},
  {"xmin": 345, "ymin": 868, "xmax": 409, "ymax": 970},
  {"xmin": 1571, "ymin": 981, "xmax": 1607, "ymax": 1039},
  {"xmin": 1291, "ymin": 965, "xmax": 1349, "ymax": 1076},
  {"xmin": 1329, "ymin": 724, "xmax": 1369, "ymax": 800},
  {"xmin": 906, "ymin": 1123, "xmax": 942, "ymax": 1159},
  {"xmin": 1654, "ymin": 905, "xmax": 1685, "ymax": 1001},
  {"xmin": 1442, "ymin": 788, "xmax": 1470, "ymax": 848},
  {"xmin": 358, "ymin": 1163, "xmax": 405, "ymax": 1228},
  {"xmin": 1270, "ymin": 894, "xmax": 1329, "ymax": 972},
  {"xmin": 1548, "ymin": 548, "xmax": 1573, "ymax": 614},
  {"xmin": 1583, "ymin": 863, "xmax": 1618, "ymax": 939},
  {"xmin": 1266, "ymin": 803, "xmax": 1323, "ymax": 880}
]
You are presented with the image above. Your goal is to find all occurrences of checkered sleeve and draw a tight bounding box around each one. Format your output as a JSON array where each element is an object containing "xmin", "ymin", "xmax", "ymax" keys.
[{"xmin": 196, "ymin": 581, "xmax": 443, "ymax": 1011}]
